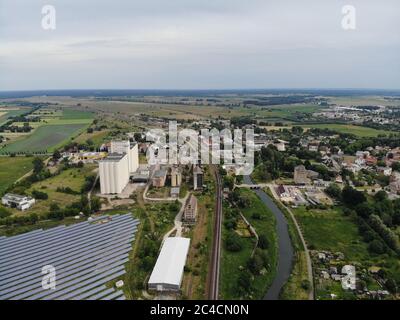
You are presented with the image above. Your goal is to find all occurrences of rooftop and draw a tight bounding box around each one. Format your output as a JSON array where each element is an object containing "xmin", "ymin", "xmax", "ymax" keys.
[
  {"xmin": 100, "ymin": 153, "xmax": 127, "ymax": 162},
  {"xmin": 148, "ymin": 237, "xmax": 190, "ymax": 287}
]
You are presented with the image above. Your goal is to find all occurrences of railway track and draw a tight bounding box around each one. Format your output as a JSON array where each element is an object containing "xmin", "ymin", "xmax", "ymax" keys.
[{"xmin": 208, "ymin": 166, "xmax": 223, "ymax": 300}]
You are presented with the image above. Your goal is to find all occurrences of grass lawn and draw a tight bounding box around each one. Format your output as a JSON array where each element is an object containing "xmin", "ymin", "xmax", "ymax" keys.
[
  {"xmin": 6, "ymin": 165, "xmax": 97, "ymax": 217},
  {"xmin": 293, "ymin": 206, "xmax": 369, "ymax": 261},
  {"xmin": 0, "ymin": 156, "xmax": 35, "ymax": 194},
  {"xmin": 293, "ymin": 206, "xmax": 400, "ymax": 296},
  {"xmin": 300, "ymin": 123, "xmax": 395, "ymax": 137},
  {"xmin": 220, "ymin": 188, "xmax": 278, "ymax": 299},
  {"xmin": 74, "ymin": 129, "xmax": 110, "ymax": 144}
]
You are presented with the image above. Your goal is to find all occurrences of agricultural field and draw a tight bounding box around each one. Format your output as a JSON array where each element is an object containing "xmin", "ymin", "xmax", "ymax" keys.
[
  {"xmin": 0, "ymin": 156, "xmax": 36, "ymax": 194},
  {"xmin": 300, "ymin": 123, "xmax": 395, "ymax": 137},
  {"xmin": 1, "ymin": 124, "xmax": 88, "ymax": 153},
  {"xmin": 0, "ymin": 107, "xmax": 31, "ymax": 125},
  {"xmin": 326, "ymin": 96, "xmax": 400, "ymax": 107},
  {"xmin": 220, "ymin": 189, "xmax": 278, "ymax": 299},
  {"xmin": 0, "ymin": 108, "xmax": 94, "ymax": 154}
]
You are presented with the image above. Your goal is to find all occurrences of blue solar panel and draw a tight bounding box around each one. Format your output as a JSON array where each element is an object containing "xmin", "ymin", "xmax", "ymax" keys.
[
  {"xmin": 0, "ymin": 237, "xmax": 134, "ymax": 288},
  {"xmin": 100, "ymin": 290, "xmax": 125, "ymax": 300},
  {"xmin": 0, "ymin": 215, "xmax": 132, "ymax": 260},
  {"xmin": 0, "ymin": 221, "xmax": 138, "ymax": 279},
  {"xmin": 0, "ymin": 214, "xmax": 138, "ymax": 300},
  {"xmin": 85, "ymin": 287, "xmax": 115, "ymax": 300},
  {"xmin": 0, "ymin": 218, "xmax": 137, "ymax": 270}
]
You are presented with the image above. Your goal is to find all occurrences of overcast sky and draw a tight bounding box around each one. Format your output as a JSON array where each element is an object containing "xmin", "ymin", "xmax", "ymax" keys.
[{"xmin": 0, "ymin": 0, "xmax": 399, "ymax": 90}]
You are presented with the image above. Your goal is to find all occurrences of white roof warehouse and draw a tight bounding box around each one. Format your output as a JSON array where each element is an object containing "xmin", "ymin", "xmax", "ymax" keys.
[{"xmin": 148, "ymin": 237, "xmax": 190, "ymax": 292}]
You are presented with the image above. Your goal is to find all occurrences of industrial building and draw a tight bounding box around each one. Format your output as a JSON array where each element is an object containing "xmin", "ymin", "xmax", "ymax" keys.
[
  {"xmin": 193, "ymin": 165, "xmax": 203, "ymax": 190},
  {"xmin": 99, "ymin": 153, "xmax": 130, "ymax": 194},
  {"xmin": 99, "ymin": 140, "xmax": 139, "ymax": 194},
  {"xmin": 1, "ymin": 193, "xmax": 35, "ymax": 211},
  {"xmin": 152, "ymin": 169, "xmax": 167, "ymax": 188},
  {"xmin": 110, "ymin": 140, "xmax": 139, "ymax": 173},
  {"xmin": 148, "ymin": 237, "xmax": 190, "ymax": 292},
  {"xmin": 183, "ymin": 194, "xmax": 198, "ymax": 224},
  {"xmin": 170, "ymin": 166, "xmax": 182, "ymax": 187}
]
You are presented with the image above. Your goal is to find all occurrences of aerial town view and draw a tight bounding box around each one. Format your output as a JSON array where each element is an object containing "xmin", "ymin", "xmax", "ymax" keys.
[{"xmin": 0, "ymin": 0, "xmax": 399, "ymax": 312}]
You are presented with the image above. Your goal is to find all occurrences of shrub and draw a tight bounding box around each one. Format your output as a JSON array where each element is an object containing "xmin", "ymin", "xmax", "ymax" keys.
[{"xmin": 225, "ymin": 232, "xmax": 243, "ymax": 252}]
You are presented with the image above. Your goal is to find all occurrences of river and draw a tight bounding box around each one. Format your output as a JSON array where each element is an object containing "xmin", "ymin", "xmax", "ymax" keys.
[{"xmin": 243, "ymin": 176, "xmax": 294, "ymax": 300}]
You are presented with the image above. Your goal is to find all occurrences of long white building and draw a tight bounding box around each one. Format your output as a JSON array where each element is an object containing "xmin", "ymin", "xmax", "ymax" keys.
[{"xmin": 148, "ymin": 237, "xmax": 190, "ymax": 292}]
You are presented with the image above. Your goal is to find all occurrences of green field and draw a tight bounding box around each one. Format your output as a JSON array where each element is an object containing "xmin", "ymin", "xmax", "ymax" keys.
[
  {"xmin": 0, "ymin": 156, "xmax": 35, "ymax": 194},
  {"xmin": 220, "ymin": 189, "xmax": 278, "ymax": 299},
  {"xmin": 13, "ymin": 165, "xmax": 97, "ymax": 216},
  {"xmin": 1, "ymin": 108, "xmax": 94, "ymax": 153},
  {"xmin": 300, "ymin": 123, "xmax": 395, "ymax": 137},
  {"xmin": 1, "ymin": 124, "xmax": 88, "ymax": 153},
  {"xmin": 293, "ymin": 206, "xmax": 369, "ymax": 261},
  {"xmin": 0, "ymin": 108, "xmax": 31, "ymax": 125},
  {"xmin": 60, "ymin": 109, "xmax": 94, "ymax": 120},
  {"xmin": 292, "ymin": 206, "xmax": 400, "ymax": 299}
]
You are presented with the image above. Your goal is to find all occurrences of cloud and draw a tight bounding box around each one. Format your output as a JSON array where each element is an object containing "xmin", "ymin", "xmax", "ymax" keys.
[{"xmin": 0, "ymin": 0, "xmax": 399, "ymax": 90}]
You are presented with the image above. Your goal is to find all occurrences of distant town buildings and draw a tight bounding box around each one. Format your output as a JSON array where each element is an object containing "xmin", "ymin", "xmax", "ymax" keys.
[{"xmin": 1, "ymin": 193, "xmax": 35, "ymax": 211}]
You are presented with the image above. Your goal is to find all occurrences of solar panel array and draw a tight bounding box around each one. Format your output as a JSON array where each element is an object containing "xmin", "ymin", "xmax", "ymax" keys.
[{"xmin": 0, "ymin": 214, "xmax": 139, "ymax": 300}]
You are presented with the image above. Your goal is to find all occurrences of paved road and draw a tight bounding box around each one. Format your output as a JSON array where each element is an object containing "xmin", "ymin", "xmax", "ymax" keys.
[{"xmin": 243, "ymin": 176, "xmax": 294, "ymax": 300}]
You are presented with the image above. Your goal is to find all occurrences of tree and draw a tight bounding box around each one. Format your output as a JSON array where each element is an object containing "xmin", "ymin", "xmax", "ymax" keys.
[
  {"xmin": 385, "ymin": 279, "xmax": 398, "ymax": 294},
  {"xmin": 258, "ymin": 234, "xmax": 269, "ymax": 249},
  {"xmin": 90, "ymin": 196, "xmax": 101, "ymax": 212},
  {"xmin": 247, "ymin": 255, "xmax": 264, "ymax": 275},
  {"xmin": 52, "ymin": 150, "xmax": 61, "ymax": 161},
  {"xmin": 341, "ymin": 185, "xmax": 366, "ymax": 207},
  {"xmin": 225, "ymin": 232, "xmax": 243, "ymax": 252},
  {"xmin": 237, "ymin": 271, "xmax": 252, "ymax": 294},
  {"xmin": 325, "ymin": 183, "xmax": 341, "ymax": 199},
  {"xmin": 32, "ymin": 157, "xmax": 44, "ymax": 174},
  {"xmin": 368, "ymin": 239, "xmax": 386, "ymax": 254},
  {"xmin": 374, "ymin": 190, "xmax": 388, "ymax": 202},
  {"xmin": 32, "ymin": 190, "xmax": 48, "ymax": 200},
  {"xmin": 0, "ymin": 207, "xmax": 11, "ymax": 219}
]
